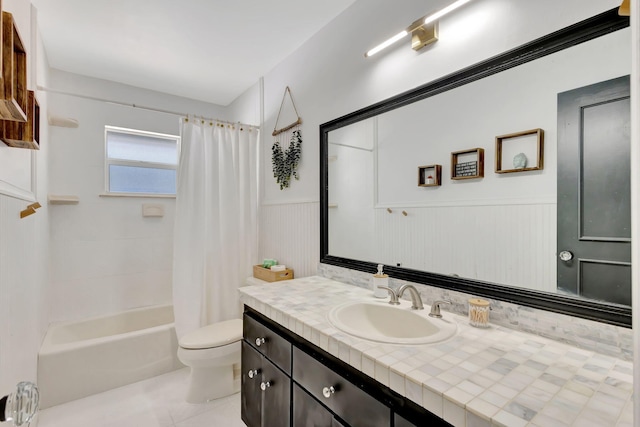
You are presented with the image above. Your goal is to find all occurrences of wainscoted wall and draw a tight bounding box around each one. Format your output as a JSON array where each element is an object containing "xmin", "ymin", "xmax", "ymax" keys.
[
  {"xmin": 374, "ymin": 202, "xmax": 557, "ymax": 293},
  {"xmin": 0, "ymin": 0, "xmax": 51, "ymax": 394},
  {"xmin": 259, "ymin": 202, "xmax": 319, "ymax": 279},
  {"xmin": 0, "ymin": 195, "xmax": 49, "ymax": 393},
  {"xmin": 317, "ymin": 264, "xmax": 632, "ymax": 361}
]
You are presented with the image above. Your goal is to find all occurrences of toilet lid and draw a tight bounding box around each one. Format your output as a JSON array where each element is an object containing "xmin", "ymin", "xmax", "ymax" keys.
[{"xmin": 180, "ymin": 318, "xmax": 243, "ymax": 349}]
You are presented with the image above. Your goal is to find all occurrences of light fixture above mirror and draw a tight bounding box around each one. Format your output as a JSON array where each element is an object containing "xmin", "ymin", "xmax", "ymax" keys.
[{"xmin": 364, "ymin": 0, "xmax": 473, "ymax": 57}]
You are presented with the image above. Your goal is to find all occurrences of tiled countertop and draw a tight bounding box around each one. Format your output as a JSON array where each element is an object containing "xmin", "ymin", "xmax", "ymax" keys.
[{"xmin": 239, "ymin": 276, "xmax": 633, "ymax": 427}]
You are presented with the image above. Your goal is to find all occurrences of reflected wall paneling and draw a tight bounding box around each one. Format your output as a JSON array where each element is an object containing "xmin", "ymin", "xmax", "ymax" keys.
[{"xmin": 374, "ymin": 203, "xmax": 557, "ymax": 293}]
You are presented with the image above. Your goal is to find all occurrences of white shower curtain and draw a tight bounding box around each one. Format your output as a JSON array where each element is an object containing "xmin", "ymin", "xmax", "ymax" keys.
[{"xmin": 173, "ymin": 118, "xmax": 259, "ymax": 340}]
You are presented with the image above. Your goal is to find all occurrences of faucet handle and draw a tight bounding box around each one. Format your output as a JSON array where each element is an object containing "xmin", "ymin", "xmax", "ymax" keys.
[
  {"xmin": 377, "ymin": 286, "xmax": 400, "ymax": 305},
  {"xmin": 429, "ymin": 300, "xmax": 452, "ymax": 318}
]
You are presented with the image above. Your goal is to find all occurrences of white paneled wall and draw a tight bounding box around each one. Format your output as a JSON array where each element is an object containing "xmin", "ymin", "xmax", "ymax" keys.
[
  {"xmin": 374, "ymin": 203, "xmax": 557, "ymax": 292},
  {"xmin": 0, "ymin": 195, "xmax": 47, "ymax": 393},
  {"xmin": 259, "ymin": 202, "xmax": 319, "ymax": 278}
]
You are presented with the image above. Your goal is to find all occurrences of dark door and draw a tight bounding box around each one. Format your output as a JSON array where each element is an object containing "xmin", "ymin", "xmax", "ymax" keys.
[{"xmin": 557, "ymin": 75, "xmax": 631, "ymax": 305}]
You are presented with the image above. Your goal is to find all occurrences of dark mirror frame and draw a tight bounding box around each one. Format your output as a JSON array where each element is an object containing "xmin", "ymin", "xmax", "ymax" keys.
[{"xmin": 320, "ymin": 8, "xmax": 631, "ymax": 327}]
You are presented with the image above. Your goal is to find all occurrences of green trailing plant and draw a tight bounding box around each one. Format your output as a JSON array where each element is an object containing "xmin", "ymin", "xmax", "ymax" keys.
[{"xmin": 272, "ymin": 129, "xmax": 302, "ymax": 190}]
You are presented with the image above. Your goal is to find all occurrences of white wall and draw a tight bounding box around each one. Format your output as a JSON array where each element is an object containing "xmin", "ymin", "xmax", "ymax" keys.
[
  {"xmin": 252, "ymin": 0, "xmax": 620, "ymax": 278},
  {"xmin": 0, "ymin": 0, "xmax": 51, "ymax": 395},
  {"xmin": 47, "ymin": 70, "xmax": 229, "ymax": 323}
]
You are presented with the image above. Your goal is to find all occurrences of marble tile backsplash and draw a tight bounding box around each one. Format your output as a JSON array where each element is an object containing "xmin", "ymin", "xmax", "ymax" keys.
[{"xmin": 317, "ymin": 263, "xmax": 632, "ymax": 361}]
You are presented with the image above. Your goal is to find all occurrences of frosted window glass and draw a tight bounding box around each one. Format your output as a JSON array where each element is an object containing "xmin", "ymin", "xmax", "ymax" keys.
[
  {"xmin": 109, "ymin": 165, "xmax": 176, "ymax": 194},
  {"xmin": 107, "ymin": 131, "xmax": 177, "ymax": 165}
]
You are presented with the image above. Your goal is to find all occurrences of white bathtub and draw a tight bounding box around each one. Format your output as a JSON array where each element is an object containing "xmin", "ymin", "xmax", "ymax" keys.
[{"xmin": 38, "ymin": 304, "xmax": 183, "ymax": 409}]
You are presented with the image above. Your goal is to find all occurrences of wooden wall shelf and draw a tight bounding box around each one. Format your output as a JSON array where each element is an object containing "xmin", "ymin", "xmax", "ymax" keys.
[
  {"xmin": 451, "ymin": 148, "xmax": 484, "ymax": 180},
  {"xmin": 1, "ymin": 90, "xmax": 39, "ymax": 149},
  {"xmin": 0, "ymin": 12, "xmax": 27, "ymax": 122},
  {"xmin": 495, "ymin": 128, "xmax": 544, "ymax": 173},
  {"xmin": 418, "ymin": 164, "xmax": 442, "ymax": 187}
]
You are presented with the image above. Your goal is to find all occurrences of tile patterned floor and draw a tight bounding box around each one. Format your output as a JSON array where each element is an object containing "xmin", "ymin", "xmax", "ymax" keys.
[{"xmin": 36, "ymin": 368, "xmax": 246, "ymax": 427}]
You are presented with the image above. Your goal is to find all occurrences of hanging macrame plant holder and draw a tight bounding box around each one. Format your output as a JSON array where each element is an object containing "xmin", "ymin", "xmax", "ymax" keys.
[{"xmin": 272, "ymin": 86, "xmax": 303, "ymax": 190}]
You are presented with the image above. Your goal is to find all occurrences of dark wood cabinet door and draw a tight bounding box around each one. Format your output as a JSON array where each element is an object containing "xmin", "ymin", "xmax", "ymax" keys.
[
  {"xmin": 261, "ymin": 356, "xmax": 291, "ymax": 427},
  {"xmin": 241, "ymin": 341, "xmax": 263, "ymax": 427},
  {"xmin": 293, "ymin": 383, "xmax": 334, "ymax": 427}
]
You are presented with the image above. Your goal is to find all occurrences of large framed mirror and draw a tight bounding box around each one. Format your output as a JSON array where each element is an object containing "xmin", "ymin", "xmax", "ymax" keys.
[{"xmin": 320, "ymin": 8, "xmax": 631, "ymax": 327}]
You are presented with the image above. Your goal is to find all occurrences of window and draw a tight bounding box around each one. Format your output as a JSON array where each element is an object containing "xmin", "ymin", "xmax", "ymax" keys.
[{"xmin": 105, "ymin": 126, "xmax": 179, "ymax": 196}]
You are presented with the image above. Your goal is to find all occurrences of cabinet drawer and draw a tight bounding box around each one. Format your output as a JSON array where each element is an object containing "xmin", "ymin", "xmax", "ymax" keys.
[
  {"xmin": 244, "ymin": 313, "xmax": 292, "ymax": 375},
  {"xmin": 293, "ymin": 347, "xmax": 390, "ymax": 427}
]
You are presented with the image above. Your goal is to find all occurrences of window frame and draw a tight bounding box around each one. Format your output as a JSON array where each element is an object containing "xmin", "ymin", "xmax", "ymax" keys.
[{"xmin": 104, "ymin": 125, "xmax": 180, "ymax": 197}]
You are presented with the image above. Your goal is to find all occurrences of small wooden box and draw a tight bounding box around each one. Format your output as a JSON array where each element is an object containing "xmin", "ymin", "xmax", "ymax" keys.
[{"xmin": 253, "ymin": 265, "xmax": 294, "ymax": 282}]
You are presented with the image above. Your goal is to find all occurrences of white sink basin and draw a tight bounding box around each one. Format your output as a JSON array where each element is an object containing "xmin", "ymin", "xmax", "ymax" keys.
[{"xmin": 328, "ymin": 301, "xmax": 457, "ymax": 344}]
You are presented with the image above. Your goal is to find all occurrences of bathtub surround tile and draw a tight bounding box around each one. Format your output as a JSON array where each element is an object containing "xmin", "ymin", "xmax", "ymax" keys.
[{"xmin": 239, "ymin": 275, "xmax": 633, "ymax": 426}]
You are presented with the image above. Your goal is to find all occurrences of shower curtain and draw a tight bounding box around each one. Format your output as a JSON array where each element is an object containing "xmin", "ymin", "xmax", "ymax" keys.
[{"xmin": 173, "ymin": 118, "xmax": 259, "ymax": 339}]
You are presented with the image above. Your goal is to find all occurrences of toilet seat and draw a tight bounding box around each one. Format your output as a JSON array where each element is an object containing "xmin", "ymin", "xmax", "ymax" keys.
[{"xmin": 179, "ymin": 318, "xmax": 243, "ymax": 350}]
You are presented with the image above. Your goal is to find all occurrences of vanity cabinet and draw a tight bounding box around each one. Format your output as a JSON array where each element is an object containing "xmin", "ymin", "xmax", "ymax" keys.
[
  {"xmin": 241, "ymin": 314, "xmax": 292, "ymax": 427},
  {"xmin": 242, "ymin": 307, "xmax": 452, "ymax": 427}
]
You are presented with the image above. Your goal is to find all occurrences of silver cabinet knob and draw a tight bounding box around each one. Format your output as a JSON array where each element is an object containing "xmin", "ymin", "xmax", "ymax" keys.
[
  {"xmin": 322, "ymin": 386, "xmax": 336, "ymax": 398},
  {"xmin": 247, "ymin": 369, "xmax": 259, "ymax": 379},
  {"xmin": 260, "ymin": 381, "xmax": 271, "ymax": 391},
  {"xmin": 559, "ymin": 251, "xmax": 574, "ymax": 262},
  {"xmin": 255, "ymin": 337, "xmax": 265, "ymax": 346}
]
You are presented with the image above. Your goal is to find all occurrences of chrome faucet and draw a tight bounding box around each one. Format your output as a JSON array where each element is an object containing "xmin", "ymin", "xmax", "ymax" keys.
[
  {"xmin": 377, "ymin": 286, "xmax": 400, "ymax": 305},
  {"xmin": 429, "ymin": 300, "xmax": 452, "ymax": 318},
  {"xmin": 397, "ymin": 284, "xmax": 424, "ymax": 310}
]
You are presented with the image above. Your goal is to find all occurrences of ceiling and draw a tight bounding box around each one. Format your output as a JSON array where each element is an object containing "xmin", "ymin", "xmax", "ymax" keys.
[{"xmin": 31, "ymin": 0, "xmax": 357, "ymax": 106}]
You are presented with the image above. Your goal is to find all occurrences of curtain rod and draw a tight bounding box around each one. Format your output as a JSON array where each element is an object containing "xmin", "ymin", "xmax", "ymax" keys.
[{"xmin": 36, "ymin": 85, "xmax": 258, "ymax": 129}]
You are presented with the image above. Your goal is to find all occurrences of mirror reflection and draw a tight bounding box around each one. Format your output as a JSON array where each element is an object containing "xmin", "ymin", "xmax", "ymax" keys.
[{"xmin": 328, "ymin": 25, "xmax": 630, "ymax": 306}]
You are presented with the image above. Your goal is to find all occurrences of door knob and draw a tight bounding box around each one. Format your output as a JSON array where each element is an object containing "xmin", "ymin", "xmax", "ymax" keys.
[
  {"xmin": 247, "ymin": 369, "xmax": 259, "ymax": 379},
  {"xmin": 322, "ymin": 386, "xmax": 336, "ymax": 398},
  {"xmin": 559, "ymin": 251, "xmax": 574, "ymax": 262},
  {"xmin": 260, "ymin": 381, "xmax": 271, "ymax": 391},
  {"xmin": 255, "ymin": 337, "xmax": 265, "ymax": 346}
]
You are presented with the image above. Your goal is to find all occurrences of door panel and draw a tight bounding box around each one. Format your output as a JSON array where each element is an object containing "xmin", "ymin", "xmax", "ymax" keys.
[
  {"xmin": 580, "ymin": 99, "xmax": 631, "ymax": 240},
  {"xmin": 293, "ymin": 383, "xmax": 334, "ymax": 427},
  {"xmin": 557, "ymin": 75, "xmax": 631, "ymax": 305},
  {"xmin": 261, "ymin": 356, "xmax": 291, "ymax": 427},
  {"xmin": 580, "ymin": 260, "xmax": 631, "ymax": 304},
  {"xmin": 242, "ymin": 342, "xmax": 263, "ymax": 427}
]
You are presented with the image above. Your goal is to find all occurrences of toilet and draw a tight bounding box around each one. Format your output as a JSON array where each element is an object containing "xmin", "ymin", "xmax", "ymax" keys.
[{"xmin": 177, "ymin": 318, "xmax": 243, "ymax": 403}]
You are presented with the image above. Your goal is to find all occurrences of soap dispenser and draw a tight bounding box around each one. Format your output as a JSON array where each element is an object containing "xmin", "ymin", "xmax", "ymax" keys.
[{"xmin": 372, "ymin": 264, "xmax": 389, "ymax": 298}]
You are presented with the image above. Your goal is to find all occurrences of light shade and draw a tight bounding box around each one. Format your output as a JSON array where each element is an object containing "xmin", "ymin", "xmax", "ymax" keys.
[
  {"xmin": 365, "ymin": 30, "xmax": 409, "ymax": 57},
  {"xmin": 424, "ymin": 0, "xmax": 472, "ymax": 25}
]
